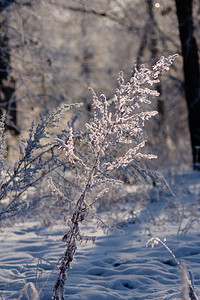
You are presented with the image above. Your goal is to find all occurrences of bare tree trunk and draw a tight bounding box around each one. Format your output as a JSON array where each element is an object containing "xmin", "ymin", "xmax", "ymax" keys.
[
  {"xmin": 175, "ymin": 0, "xmax": 200, "ymax": 170},
  {"xmin": 0, "ymin": 1, "xmax": 19, "ymax": 135},
  {"xmin": 80, "ymin": 10, "xmax": 93, "ymax": 113},
  {"xmin": 146, "ymin": 0, "xmax": 165, "ymax": 129},
  {"xmin": 137, "ymin": 1, "xmax": 165, "ymax": 130}
]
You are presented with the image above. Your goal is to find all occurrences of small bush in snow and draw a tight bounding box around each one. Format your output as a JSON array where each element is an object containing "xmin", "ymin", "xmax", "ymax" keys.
[
  {"xmin": 0, "ymin": 54, "xmax": 178, "ymax": 299},
  {"xmin": 51, "ymin": 54, "xmax": 178, "ymax": 299}
]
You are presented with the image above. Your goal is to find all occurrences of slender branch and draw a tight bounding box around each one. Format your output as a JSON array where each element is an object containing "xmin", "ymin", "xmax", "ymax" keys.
[{"xmin": 49, "ymin": 3, "xmax": 137, "ymax": 31}]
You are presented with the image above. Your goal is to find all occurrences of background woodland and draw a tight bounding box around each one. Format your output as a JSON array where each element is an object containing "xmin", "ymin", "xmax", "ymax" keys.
[{"xmin": 1, "ymin": 0, "xmax": 199, "ymax": 171}]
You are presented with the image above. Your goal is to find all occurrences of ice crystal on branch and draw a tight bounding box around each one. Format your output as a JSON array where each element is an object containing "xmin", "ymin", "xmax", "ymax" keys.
[{"xmin": 0, "ymin": 111, "xmax": 6, "ymax": 177}]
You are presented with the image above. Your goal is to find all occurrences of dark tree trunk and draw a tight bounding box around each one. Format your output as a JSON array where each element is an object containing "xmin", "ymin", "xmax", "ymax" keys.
[
  {"xmin": 146, "ymin": 0, "xmax": 165, "ymax": 129},
  {"xmin": 137, "ymin": 1, "xmax": 165, "ymax": 131},
  {"xmin": 0, "ymin": 1, "xmax": 19, "ymax": 135},
  {"xmin": 175, "ymin": 0, "xmax": 200, "ymax": 170}
]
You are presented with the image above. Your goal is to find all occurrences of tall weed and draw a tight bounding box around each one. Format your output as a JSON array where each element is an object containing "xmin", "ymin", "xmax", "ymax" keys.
[
  {"xmin": 0, "ymin": 55, "xmax": 178, "ymax": 299},
  {"xmin": 51, "ymin": 54, "xmax": 178, "ymax": 298}
]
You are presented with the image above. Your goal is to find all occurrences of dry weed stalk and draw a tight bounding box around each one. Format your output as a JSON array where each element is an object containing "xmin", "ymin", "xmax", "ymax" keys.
[{"xmin": 52, "ymin": 55, "xmax": 178, "ymax": 299}]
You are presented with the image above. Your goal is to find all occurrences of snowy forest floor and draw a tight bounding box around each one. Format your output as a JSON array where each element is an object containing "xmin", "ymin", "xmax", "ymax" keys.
[{"xmin": 0, "ymin": 169, "xmax": 200, "ymax": 300}]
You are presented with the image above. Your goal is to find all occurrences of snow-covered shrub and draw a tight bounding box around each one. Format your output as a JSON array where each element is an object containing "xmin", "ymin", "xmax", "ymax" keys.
[
  {"xmin": 0, "ymin": 104, "xmax": 81, "ymax": 224},
  {"xmin": 0, "ymin": 54, "xmax": 178, "ymax": 299},
  {"xmin": 52, "ymin": 54, "xmax": 178, "ymax": 299}
]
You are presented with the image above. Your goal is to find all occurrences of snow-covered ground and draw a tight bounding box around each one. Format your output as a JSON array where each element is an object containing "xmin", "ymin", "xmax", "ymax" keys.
[{"xmin": 0, "ymin": 170, "xmax": 200, "ymax": 300}]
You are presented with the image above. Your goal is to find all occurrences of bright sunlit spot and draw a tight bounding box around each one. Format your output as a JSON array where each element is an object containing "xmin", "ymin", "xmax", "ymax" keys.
[{"xmin": 155, "ymin": 2, "xmax": 160, "ymax": 8}]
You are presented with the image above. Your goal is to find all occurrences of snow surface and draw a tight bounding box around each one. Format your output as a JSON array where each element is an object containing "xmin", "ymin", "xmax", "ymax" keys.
[{"xmin": 0, "ymin": 170, "xmax": 200, "ymax": 300}]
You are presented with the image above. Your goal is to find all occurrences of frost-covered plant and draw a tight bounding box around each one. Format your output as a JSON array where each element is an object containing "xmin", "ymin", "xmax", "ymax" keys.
[
  {"xmin": 0, "ymin": 111, "xmax": 6, "ymax": 177},
  {"xmin": 0, "ymin": 103, "xmax": 81, "ymax": 224},
  {"xmin": 147, "ymin": 237, "xmax": 199, "ymax": 300},
  {"xmin": 18, "ymin": 282, "xmax": 39, "ymax": 300},
  {"xmin": 52, "ymin": 54, "xmax": 178, "ymax": 299}
]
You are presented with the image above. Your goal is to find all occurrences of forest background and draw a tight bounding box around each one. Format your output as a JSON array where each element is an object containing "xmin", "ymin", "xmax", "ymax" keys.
[{"xmin": 0, "ymin": 0, "xmax": 199, "ymax": 172}]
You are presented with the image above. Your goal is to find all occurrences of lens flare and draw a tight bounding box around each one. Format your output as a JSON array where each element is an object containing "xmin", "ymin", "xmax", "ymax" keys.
[{"xmin": 155, "ymin": 3, "xmax": 160, "ymax": 8}]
